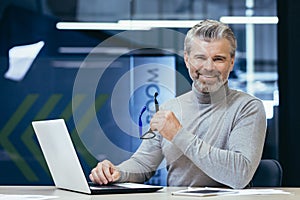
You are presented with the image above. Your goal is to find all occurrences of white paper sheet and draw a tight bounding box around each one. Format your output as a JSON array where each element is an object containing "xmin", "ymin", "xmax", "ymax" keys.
[
  {"xmin": 0, "ymin": 194, "xmax": 57, "ymax": 200},
  {"xmin": 172, "ymin": 187, "xmax": 291, "ymax": 197},
  {"xmin": 233, "ymin": 188, "xmax": 291, "ymax": 196}
]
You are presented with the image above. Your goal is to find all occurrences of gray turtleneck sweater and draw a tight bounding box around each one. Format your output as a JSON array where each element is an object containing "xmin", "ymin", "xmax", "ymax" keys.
[{"xmin": 117, "ymin": 83, "xmax": 267, "ymax": 189}]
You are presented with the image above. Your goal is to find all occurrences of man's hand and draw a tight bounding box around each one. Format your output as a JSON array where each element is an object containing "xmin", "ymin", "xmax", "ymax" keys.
[
  {"xmin": 89, "ymin": 160, "xmax": 120, "ymax": 185},
  {"xmin": 150, "ymin": 110, "xmax": 182, "ymax": 141}
]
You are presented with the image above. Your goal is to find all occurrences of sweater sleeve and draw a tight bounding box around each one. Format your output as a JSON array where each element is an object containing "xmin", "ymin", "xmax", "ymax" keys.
[
  {"xmin": 171, "ymin": 99, "xmax": 267, "ymax": 189},
  {"xmin": 116, "ymin": 135, "xmax": 164, "ymax": 183}
]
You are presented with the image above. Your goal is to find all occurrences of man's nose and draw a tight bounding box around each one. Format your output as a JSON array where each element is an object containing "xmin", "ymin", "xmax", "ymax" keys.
[{"xmin": 202, "ymin": 58, "xmax": 216, "ymax": 71}]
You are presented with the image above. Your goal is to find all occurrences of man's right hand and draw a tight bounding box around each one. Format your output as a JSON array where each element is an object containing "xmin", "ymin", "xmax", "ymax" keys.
[{"xmin": 89, "ymin": 160, "xmax": 120, "ymax": 185}]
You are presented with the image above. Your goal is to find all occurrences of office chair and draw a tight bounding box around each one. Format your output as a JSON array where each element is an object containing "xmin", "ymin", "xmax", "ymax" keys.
[{"xmin": 250, "ymin": 159, "xmax": 283, "ymax": 187}]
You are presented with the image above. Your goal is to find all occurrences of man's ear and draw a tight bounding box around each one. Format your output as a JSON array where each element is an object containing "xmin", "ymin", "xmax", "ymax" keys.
[
  {"xmin": 229, "ymin": 55, "xmax": 235, "ymax": 72},
  {"xmin": 184, "ymin": 51, "xmax": 190, "ymax": 69}
]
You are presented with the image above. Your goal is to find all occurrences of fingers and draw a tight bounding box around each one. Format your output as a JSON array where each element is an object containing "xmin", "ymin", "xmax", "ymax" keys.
[
  {"xmin": 150, "ymin": 110, "xmax": 174, "ymax": 131},
  {"xmin": 150, "ymin": 110, "xmax": 182, "ymax": 141},
  {"xmin": 89, "ymin": 160, "xmax": 120, "ymax": 185}
]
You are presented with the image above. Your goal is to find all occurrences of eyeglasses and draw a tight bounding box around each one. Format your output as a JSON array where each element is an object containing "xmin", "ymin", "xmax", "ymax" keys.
[{"xmin": 138, "ymin": 92, "xmax": 159, "ymax": 139}]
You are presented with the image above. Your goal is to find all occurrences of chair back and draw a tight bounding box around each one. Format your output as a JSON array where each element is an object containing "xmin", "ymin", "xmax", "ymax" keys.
[{"xmin": 251, "ymin": 159, "xmax": 283, "ymax": 187}]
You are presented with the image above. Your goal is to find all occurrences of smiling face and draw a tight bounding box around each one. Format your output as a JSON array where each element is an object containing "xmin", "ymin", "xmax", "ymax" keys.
[{"xmin": 184, "ymin": 37, "xmax": 235, "ymax": 93}]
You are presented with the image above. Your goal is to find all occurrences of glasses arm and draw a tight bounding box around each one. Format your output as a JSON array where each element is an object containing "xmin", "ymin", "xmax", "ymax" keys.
[{"xmin": 138, "ymin": 106, "xmax": 147, "ymax": 137}]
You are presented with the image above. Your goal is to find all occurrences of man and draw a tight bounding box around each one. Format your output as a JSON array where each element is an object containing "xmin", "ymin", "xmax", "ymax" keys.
[{"xmin": 89, "ymin": 19, "xmax": 266, "ymax": 189}]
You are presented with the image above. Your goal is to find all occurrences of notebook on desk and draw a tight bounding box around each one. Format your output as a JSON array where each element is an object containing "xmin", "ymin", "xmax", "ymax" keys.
[{"xmin": 32, "ymin": 119, "xmax": 163, "ymax": 195}]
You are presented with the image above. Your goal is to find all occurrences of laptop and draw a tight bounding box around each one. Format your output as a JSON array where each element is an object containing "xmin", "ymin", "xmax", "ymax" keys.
[{"xmin": 32, "ymin": 119, "xmax": 163, "ymax": 195}]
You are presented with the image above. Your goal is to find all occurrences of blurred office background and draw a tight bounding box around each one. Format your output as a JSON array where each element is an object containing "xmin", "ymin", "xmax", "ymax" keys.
[{"xmin": 0, "ymin": 0, "xmax": 299, "ymax": 187}]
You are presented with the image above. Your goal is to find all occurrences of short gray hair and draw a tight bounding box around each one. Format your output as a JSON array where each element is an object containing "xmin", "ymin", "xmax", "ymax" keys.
[{"xmin": 184, "ymin": 19, "xmax": 237, "ymax": 57}]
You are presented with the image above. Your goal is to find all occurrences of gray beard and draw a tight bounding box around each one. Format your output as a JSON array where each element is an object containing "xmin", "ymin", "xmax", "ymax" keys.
[{"xmin": 194, "ymin": 78, "xmax": 225, "ymax": 93}]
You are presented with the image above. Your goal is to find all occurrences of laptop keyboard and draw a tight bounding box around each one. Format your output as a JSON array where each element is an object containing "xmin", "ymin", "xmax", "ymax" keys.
[{"xmin": 88, "ymin": 182, "xmax": 126, "ymax": 189}]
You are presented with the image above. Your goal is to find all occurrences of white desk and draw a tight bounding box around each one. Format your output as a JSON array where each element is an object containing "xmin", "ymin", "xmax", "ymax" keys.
[{"xmin": 0, "ymin": 186, "xmax": 299, "ymax": 200}]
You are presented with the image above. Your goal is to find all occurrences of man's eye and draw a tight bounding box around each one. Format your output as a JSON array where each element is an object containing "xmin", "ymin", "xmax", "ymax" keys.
[
  {"xmin": 195, "ymin": 56, "xmax": 206, "ymax": 60},
  {"xmin": 214, "ymin": 57, "xmax": 226, "ymax": 62}
]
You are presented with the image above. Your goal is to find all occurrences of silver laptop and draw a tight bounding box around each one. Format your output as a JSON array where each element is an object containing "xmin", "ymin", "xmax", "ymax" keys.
[{"xmin": 32, "ymin": 119, "xmax": 163, "ymax": 195}]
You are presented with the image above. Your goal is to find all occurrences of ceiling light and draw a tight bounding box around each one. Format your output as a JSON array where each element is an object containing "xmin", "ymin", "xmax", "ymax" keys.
[
  {"xmin": 220, "ymin": 16, "xmax": 279, "ymax": 24},
  {"xmin": 56, "ymin": 20, "xmax": 203, "ymax": 31},
  {"xmin": 56, "ymin": 22, "xmax": 151, "ymax": 30},
  {"xmin": 118, "ymin": 20, "xmax": 201, "ymax": 28}
]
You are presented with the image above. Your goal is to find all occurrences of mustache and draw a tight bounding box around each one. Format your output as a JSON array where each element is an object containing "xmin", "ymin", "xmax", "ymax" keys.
[{"xmin": 195, "ymin": 69, "xmax": 221, "ymax": 78}]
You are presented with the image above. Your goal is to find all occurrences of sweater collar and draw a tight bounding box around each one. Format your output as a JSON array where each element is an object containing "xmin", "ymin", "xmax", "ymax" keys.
[{"xmin": 192, "ymin": 81, "xmax": 230, "ymax": 104}]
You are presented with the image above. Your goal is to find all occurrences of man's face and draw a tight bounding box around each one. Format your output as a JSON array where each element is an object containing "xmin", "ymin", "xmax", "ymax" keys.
[{"xmin": 184, "ymin": 38, "xmax": 235, "ymax": 93}]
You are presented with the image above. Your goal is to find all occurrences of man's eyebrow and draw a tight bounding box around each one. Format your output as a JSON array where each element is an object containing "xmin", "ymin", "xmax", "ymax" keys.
[
  {"xmin": 192, "ymin": 53, "xmax": 207, "ymax": 57},
  {"xmin": 214, "ymin": 55, "xmax": 227, "ymax": 59}
]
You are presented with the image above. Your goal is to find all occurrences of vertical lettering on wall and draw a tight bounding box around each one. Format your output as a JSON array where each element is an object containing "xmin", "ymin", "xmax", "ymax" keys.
[
  {"xmin": 132, "ymin": 56, "xmax": 176, "ymax": 186},
  {"xmin": 147, "ymin": 68, "xmax": 159, "ymax": 83}
]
